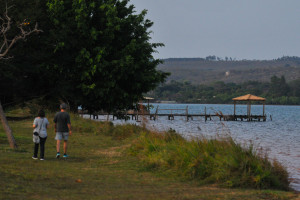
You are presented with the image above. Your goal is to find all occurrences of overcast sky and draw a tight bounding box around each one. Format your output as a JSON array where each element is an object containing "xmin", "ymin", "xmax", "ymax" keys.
[{"xmin": 129, "ymin": 0, "xmax": 300, "ymax": 60}]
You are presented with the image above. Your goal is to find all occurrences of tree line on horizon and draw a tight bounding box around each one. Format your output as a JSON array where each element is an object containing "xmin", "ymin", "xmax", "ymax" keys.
[
  {"xmin": 149, "ymin": 75, "xmax": 300, "ymax": 105},
  {"xmin": 163, "ymin": 55, "xmax": 300, "ymax": 62}
]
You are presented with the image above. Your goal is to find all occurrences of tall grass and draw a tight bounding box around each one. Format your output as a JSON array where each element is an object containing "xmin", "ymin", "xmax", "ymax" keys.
[
  {"xmin": 129, "ymin": 129, "xmax": 290, "ymax": 190},
  {"xmin": 70, "ymin": 114, "xmax": 143, "ymax": 140},
  {"xmin": 4, "ymin": 110, "xmax": 290, "ymax": 190},
  {"xmin": 1, "ymin": 113, "xmax": 296, "ymax": 200}
]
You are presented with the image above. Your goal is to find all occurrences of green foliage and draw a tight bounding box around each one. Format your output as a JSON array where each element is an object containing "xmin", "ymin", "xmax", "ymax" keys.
[
  {"xmin": 0, "ymin": 0, "xmax": 168, "ymax": 112},
  {"xmin": 45, "ymin": 0, "xmax": 168, "ymax": 112},
  {"xmin": 71, "ymin": 113, "xmax": 142, "ymax": 140},
  {"xmin": 269, "ymin": 76, "xmax": 290, "ymax": 97},
  {"xmin": 149, "ymin": 76, "xmax": 300, "ymax": 105},
  {"xmin": 129, "ymin": 130, "xmax": 290, "ymax": 190}
]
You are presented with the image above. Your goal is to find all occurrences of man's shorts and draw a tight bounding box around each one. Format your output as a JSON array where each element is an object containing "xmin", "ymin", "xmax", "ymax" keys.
[{"xmin": 55, "ymin": 132, "xmax": 69, "ymax": 141}]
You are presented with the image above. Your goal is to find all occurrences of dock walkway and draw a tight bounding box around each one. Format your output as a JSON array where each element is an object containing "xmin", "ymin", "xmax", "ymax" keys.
[{"xmin": 84, "ymin": 105, "xmax": 267, "ymax": 122}]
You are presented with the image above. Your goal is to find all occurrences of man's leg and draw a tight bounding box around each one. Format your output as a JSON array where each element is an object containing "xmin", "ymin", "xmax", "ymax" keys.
[
  {"xmin": 56, "ymin": 139, "xmax": 61, "ymax": 153},
  {"xmin": 55, "ymin": 133, "xmax": 63, "ymax": 158},
  {"xmin": 63, "ymin": 140, "xmax": 68, "ymax": 155}
]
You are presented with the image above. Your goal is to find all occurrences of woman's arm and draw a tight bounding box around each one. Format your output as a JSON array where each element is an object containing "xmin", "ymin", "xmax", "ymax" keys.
[{"xmin": 33, "ymin": 118, "xmax": 37, "ymax": 128}]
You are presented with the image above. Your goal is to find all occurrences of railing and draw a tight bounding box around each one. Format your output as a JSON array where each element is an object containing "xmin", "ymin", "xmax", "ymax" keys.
[{"xmin": 82, "ymin": 105, "xmax": 268, "ymax": 122}]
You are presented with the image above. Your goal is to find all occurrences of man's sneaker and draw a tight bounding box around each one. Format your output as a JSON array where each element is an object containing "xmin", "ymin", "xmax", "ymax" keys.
[
  {"xmin": 32, "ymin": 156, "xmax": 38, "ymax": 160},
  {"xmin": 40, "ymin": 158, "xmax": 44, "ymax": 161},
  {"xmin": 56, "ymin": 153, "xmax": 60, "ymax": 158},
  {"xmin": 63, "ymin": 154, "xmax": 69, "ymax": 158}
]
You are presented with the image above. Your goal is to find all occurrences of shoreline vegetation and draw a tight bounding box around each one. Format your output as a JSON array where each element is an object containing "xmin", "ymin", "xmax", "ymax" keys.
[
  {"xmin": 148, "ymin": 102, "xmax": 300, "ymax": 106},
  {"xmin": 148, "ymin": 75, "xmax": 300, "ymax": 105},
  {"xmin": 0, "ymin": 110, "xmax": 299, "ymax": 199}
]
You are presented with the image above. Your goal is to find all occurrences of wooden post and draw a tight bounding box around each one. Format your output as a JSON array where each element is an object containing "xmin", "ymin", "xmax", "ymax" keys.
[
  {"xmin": 155, "ymin": 105, "xmax": 159, "ymax": 121},
  {"xmin": 147, "ymin": 100, "xmax": 150, "ymax": 110},
  {"xmin": 263, "ymin": 102, "xmax": 265, "ymax": 116},
  {"xmin": 0, "ymin": 102, "xmax": 17, "ymax": 149},
  {"xmin": 249, "ymin": 102, "xmax": 251, "ymax": 118},
  {"xmin": 204, "ymin": 107, "xmax": 207, "ymax": 122},
  {"xmin": 234, "ymin": 101, "xmax": 236, "ymax": 116},
  {"xmin": 186, "ymin": 106, "xmax": 188, "ymax": 121},
  {"xmin": 248, "ymin": 101, "xmax": 251, "ymax": 121}
]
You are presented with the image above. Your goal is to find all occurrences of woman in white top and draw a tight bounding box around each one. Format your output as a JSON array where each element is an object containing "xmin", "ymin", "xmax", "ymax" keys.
[{"xmin": 32, "ymin": 110, "xmax": 49, "ymax": 160}]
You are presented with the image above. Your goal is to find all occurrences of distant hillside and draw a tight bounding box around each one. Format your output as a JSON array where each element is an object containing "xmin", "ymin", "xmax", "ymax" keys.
[{"xmin": 157, "ymin": 57, "xmax": 300, "ymax": 84}]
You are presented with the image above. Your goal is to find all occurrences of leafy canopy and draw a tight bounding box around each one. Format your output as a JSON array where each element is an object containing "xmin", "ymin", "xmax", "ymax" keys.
[
  {"xmin": 46, "ymin": 0, "xmax": 168, "ymax": 112},
  {"xmin": 0, "ymin": 0, "xmax": 168, "ymax": 112}
]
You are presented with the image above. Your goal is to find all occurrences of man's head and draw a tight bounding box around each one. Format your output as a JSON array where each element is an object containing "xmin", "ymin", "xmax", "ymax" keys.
[{"xmin": 60, "ymin": 103, "xmax": 67, "ymax": 110}]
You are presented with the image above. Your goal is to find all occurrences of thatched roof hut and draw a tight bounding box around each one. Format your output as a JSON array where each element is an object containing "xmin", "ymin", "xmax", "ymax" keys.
[
  {"xmin": 232, "ymin": 94, "xmax": 266, "ymax": 101},
  {"xmin": 232, "ymin": 94, "xmax": 266, "ymax": 118}
]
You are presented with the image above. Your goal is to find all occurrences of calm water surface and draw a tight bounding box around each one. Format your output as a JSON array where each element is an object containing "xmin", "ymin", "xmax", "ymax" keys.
[{"xmin": 91, "ymin": 104, "xmax": 300, "ymax": 191}]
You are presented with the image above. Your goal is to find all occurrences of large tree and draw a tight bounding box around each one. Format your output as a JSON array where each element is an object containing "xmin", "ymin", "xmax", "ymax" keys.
[
  {"xmin": 0, "ymin": 0, "xmax": 49, "ymax": 109},
  {"xmin": 46, "ymin": 0, "xmax": 168, "ymax": 112},
  {"xmin": 1, "ymin": 0, "xmax": 168, "ymax": 113},
  {"xmin": 0, "ymin": 2, "xmax": 42, "ymax": 148}
]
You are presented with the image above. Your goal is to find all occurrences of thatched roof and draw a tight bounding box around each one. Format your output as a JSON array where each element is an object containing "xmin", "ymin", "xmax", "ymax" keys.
[
  {"xmin": 232, "ymin": 94, "xmax": 266, "ymax": 101},
  {"xmin": 143, "ymin": 96, "xmax": 154, "ymax": 100}
]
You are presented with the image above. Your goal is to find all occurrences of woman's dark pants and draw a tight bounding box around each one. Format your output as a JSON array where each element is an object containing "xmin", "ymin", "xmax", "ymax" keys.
[{"xmin": 33, "ymin": 137, "xmax": 47, "ymax": 159}]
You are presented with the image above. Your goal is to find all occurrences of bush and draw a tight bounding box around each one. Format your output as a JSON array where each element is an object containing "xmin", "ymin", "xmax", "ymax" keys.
[{"xmin": 129, "ymin": 130, "xmax": 290, "ymax": 190}]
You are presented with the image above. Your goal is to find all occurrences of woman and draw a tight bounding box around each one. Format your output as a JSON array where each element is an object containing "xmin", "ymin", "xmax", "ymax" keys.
[{"xmin": 32, "ymin": 110, "xmax": 49, "ymax": 160}]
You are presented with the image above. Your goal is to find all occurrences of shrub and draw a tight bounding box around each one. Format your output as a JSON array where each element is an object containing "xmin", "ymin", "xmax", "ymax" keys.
[{"xmin": 129, "ymin": 130, "xmax": 290, "ymax": 190}]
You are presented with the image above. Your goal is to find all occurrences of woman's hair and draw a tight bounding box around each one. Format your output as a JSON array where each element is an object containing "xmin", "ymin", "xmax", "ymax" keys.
[{"xmin": 38, "ymin": 110, "xmax": 45, "ymax": 118}]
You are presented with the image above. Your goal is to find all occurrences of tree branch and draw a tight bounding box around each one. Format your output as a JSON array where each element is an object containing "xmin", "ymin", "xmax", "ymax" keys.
[{"xmin": 0, "ymin": 4, "xmax": 43, "ymax": 60}]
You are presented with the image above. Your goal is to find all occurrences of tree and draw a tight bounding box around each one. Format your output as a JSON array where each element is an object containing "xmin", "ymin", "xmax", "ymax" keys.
[
  {"xmin": 289, "ymin": 79, "xmax": 300, "ymax": 97},
  {"xmin": 0, "ymin": 0, "xmax": 58, "ymax": 112},
  {"xmin": 0, "ymin": 3, "xmax": 42, "ymax": 148},
  {"xmin": 1, "ymin": 0, "xmax": 168, "ymax": 115},
  {"xmin": 269, "ymin": 75, "xmax": 290, "ymax": 97},
  {"xmin": 0, "ymin": 4, "xmax": 41, "ymax": 59},
  {"xmin": 46, "ymin": 0, "xmax": 168, "ymax": 112}
]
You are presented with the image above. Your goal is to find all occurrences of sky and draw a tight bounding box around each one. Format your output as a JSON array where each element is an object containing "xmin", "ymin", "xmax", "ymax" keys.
[{"xmin": 129, "ymin": 0, "xmax": 300, "ymax": 60}]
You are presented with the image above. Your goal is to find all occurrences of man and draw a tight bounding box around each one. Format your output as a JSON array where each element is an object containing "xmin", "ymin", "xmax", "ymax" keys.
[{"xmin": 54, "ymin": 103, "xmax": 72, "ymax": 158}]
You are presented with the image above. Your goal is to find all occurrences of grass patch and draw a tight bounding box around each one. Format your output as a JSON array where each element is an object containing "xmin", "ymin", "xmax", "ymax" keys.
[
  {"xmin": 0, "ymin": 111, "xmax": 298, "ymax": 199},
  {"xmin": 129, "ymin": 129, "xmax": 291, "ymax": 190}
]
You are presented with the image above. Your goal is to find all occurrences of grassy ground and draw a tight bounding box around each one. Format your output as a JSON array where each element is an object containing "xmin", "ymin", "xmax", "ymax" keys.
[{"xmin": 0, "ymin": 112, "xmax": 299, "ymax": 200}]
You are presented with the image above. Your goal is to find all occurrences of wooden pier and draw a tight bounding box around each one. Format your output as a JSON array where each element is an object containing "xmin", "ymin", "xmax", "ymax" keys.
[
  {"xmin": 82, "ymin": 94, "xmax": 269, "ymax": 122},
  {"xmin": 84, "ymin": 105, "xmax": 267, "ymax": 122},
  {"xmin": 120, "ymin": 106, "xmax": 267, "ymax": 122}
]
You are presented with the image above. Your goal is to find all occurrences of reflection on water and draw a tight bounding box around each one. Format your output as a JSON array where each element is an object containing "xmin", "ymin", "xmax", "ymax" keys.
[{"xmin": 87, "ymin": 104, "xmax": 300, "ymax": 191}]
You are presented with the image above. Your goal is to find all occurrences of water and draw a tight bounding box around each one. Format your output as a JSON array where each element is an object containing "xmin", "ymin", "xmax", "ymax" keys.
[{"xmin": 90, "ymin": 103, "xmax": 300, "ymax": 191}]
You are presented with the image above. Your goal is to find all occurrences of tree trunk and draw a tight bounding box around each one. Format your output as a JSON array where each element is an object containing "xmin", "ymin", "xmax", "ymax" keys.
[{"xmin": 0, "ymin": 101, "xmax": 17, "ymax": 149}]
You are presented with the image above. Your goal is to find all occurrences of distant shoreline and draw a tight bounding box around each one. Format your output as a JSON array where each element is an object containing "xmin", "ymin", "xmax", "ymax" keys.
[{"xmin": 151, "ymin": 102, "xmax": 300, "ymax": 106}]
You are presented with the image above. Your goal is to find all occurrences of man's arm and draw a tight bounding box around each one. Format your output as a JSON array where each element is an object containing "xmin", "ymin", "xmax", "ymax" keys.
[{"xmin": 67, "ymin": 123, "xmax": 72, "ymax": 135}]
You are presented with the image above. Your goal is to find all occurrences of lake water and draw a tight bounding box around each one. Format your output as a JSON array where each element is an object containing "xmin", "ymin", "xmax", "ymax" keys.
[{"xmin": 89, "ymin": 104, "xmax": 300, "ymax": 191}]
